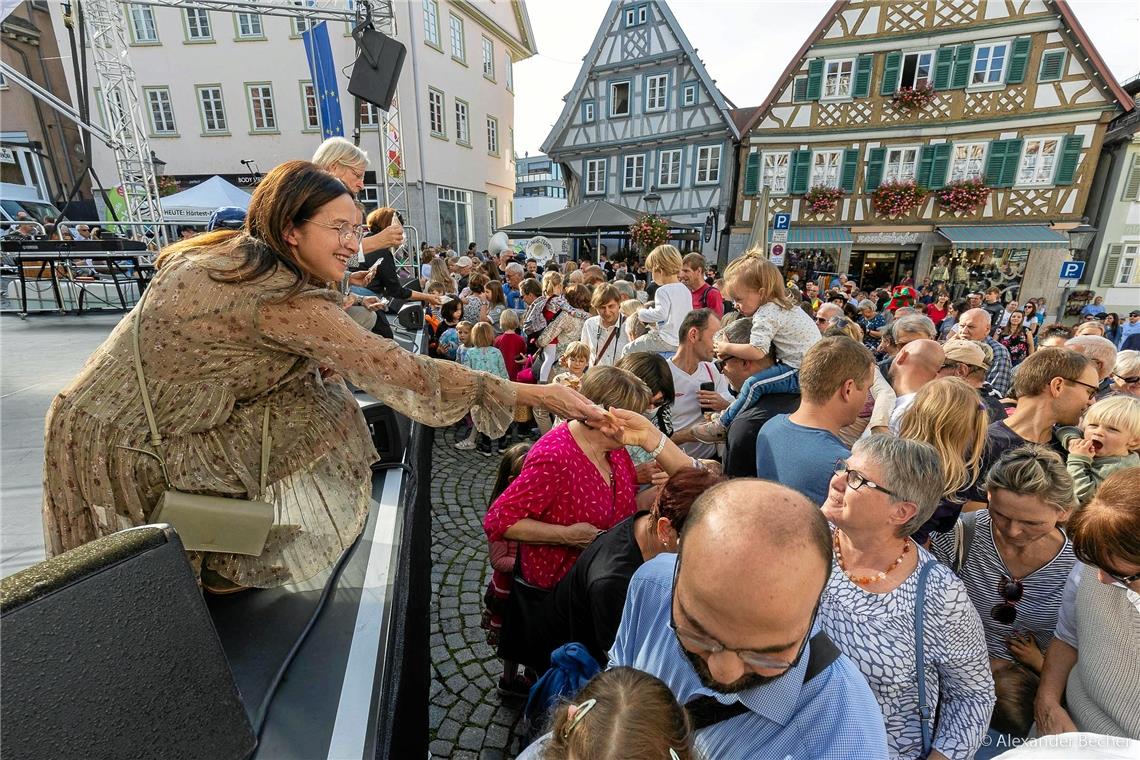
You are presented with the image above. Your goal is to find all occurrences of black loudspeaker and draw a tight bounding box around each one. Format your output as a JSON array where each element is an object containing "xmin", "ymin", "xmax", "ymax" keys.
[
  {"xmin": 348, "ymin": 24, "xmax": 406, "ymax": 111},
  {"xmin": 0, "ymin": 526, "xmax": 255, "ymax": 760},
  {"xmin": 397, "ymin": 301, "xmax": 424, "ymax": 331},
  {"xmin": 357, "ymin": 397, "xmax": 410, "ymax": 466}
]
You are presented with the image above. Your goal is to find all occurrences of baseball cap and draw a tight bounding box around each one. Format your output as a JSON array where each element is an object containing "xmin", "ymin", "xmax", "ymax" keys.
[
  {"xmin": 943, "ymin": 339, "xmax": 989, "ymax": 371},
  {"xmin": 456, "ymin": 256, "xmax": 473, "ymax": 268}
]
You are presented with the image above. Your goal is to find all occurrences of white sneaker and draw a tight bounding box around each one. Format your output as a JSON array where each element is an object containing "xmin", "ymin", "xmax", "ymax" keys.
[{"xmin": 454, "ymin": 431, "xmax": 477, "ymax": 450}]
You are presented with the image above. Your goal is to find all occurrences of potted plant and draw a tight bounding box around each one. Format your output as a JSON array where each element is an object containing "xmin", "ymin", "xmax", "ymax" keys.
[
  {"xmin": 629, "ymin": 214, "xmax": 670, "ymax": 253},
  {"xmin": 891, "ymin": 83, "xmax": 935, "ymax": 110},
  {"xmin": 872, "ymin": 180, "xmax": 929, "ymax": 218},
  {"xmin": 802, "ymin": 185, "xmax": 845, "ymax": 215},
  {"xmin": 935, "ymin": 178, "xmax": 990, "ymax": 215}
]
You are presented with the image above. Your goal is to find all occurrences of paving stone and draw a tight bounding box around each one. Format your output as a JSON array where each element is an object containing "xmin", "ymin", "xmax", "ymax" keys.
[
  {"xmin": 429, "ymin": 739, "xmax": 454, "ymax": 757},
  {"xmin": 436, "ymin": 659, "xmax": 459, "ymax": 679},
  {"xmin": 437, "ymin": 718, "xmax": 462, "ymax": 742},
  {"xmin": 484, "ymin": 724, "xmax": 511, "ymax": 751},
  {"xmin": 457, "ymin": 726, "xmax": 486, "ymax": 751}
]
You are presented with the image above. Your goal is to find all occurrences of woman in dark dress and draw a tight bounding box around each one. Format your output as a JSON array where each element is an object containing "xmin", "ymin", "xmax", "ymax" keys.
[{"xmin": 993, "ymin": 310, "xmax": 1035, "ymax": 366}]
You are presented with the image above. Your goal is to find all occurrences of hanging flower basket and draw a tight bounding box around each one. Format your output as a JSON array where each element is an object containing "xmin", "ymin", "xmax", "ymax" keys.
[
  {"xmin": 156, "ymin": 176, "xmax": 180, "ymax": 197},
  {"xmin": 891, "ymin": 84, "xmax": 935, "ymax": 110},
  {"xmin": 802, "ymin": 185, "xmax": 845, "ymax": 215},
  {"xmin": 629, "ymin": 214, "xmax": 670, "ymax": 253},
  {"xmin": 935, "ymin": 178, "xmax": 990, "ymax": 214},
  {"xmin": 872, "ymin": 180, "xmax": 929, "ymax": 218}
]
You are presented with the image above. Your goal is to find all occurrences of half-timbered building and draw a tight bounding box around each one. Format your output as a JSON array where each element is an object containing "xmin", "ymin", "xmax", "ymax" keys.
[
  {"xmin": 542, "ymin": 0, "xmax": 740, "ymax": 259},
  {"xmin": 730, "ymin": 0, "xmax": 1133, "ymax": 299}
]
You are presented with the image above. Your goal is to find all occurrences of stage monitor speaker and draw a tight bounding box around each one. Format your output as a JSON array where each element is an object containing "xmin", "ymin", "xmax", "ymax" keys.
[
  {"xmin": 348, "ymin": 25, "xmax": 406, "ymax": 111},
  {"xmin": 0, "ymin": 526, "xmax": 255, "ymax": 760},
  {"xmin": 358, "ymin": 398, "xmax": 410, "ymax": 467},
  {"xmin": 397, "ymin": 301, "xmax": 423, "ymax": 331}
]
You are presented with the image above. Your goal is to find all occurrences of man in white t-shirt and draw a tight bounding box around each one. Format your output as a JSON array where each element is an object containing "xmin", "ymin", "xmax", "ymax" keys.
[
  {"xmin": 668, "ymin": 308, "xmax": 732, "ymax": 459},
  {"xmin": 580, "ymin": 283, "xmax": 629, "ymax": 366}
]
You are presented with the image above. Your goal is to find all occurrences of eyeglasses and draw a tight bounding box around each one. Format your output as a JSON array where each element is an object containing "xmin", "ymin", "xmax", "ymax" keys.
[
  {"xmin": 1114, "ymin": 373, "xmax": 1140, "ymax": 385},
  {"xmin": 833, "ymin": 459, "xmax": 897, "ymax": 498},
  {"xmin": 305, "ymin": 219, "xmax": 368, "ymax": 244},
  {"xmin": 1100, "ymin": 566, "xmax": 1140, "ymax": 587},
  {"xmin": 669, "ymin": 557, "xmax": 814, "ymax": 673},
  {"xmin": 991, "ymin": 576, "xmax": 1024, "ymax": 624},
  {"xmin": 1063, "ymin": 377, "xmax": 1099, "ymax": 400},
  {"xmin": 336, "ymin": 162, "xmax": 366, "ymax": 181}
]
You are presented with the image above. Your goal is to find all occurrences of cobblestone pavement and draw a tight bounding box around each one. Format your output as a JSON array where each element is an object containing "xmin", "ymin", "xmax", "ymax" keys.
[{"xmin": 429, "ymin": 425, "xmax": 526, "ymax": 759}]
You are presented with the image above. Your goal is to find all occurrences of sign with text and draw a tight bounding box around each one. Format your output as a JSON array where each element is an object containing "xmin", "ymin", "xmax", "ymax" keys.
[
  {"xmin": 771, "ymin": 228, "xmax": 788, "ymax": 244},
  {"xmin": 769, "ymin": 242, "xmax": 786, "ymax": 266},
  {"xmin": 1058, "ymin": 259, "xmax": 1085, "ymax": 288}
]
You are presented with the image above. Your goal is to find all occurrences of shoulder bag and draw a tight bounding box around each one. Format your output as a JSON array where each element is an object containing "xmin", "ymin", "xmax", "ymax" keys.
[
  {"xmin": 914, "ymin": 559, "xmax": 936, "ymax": 758},
  {"xmin": 951, "ymin": 511, "xmax": 979, "ymax": 574},
  {"xmin": 124, "ymin": 288, "xmax": 275, "ymax": 556}
]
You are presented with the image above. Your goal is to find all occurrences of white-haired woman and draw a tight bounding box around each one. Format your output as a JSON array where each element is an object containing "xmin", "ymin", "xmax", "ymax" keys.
[
  {"xmin": 1107, "ymin": 350, "xmax": 1140, "ymax": 397},
  {"xmin": 821, "ymin": 435, "xmax": 994, "ymax": 760}
]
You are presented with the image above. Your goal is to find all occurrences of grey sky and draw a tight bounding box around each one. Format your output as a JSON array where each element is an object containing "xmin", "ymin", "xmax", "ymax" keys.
[{"xmin": 514, "ymin": 0, "xmax": 1140, "ymax": 157}]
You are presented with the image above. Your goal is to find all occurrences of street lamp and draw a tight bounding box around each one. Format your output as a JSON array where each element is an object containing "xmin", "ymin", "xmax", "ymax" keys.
[
  {"xmin": 1055, "ymin": 217, "xmax": 1097, "ymax": 321},
  {"xmin": 150, "ymin": 150, "xmax": 166, "ymax": 177},
  {"xmin": 643, "ymin": 185, "xmax": 662, "ymax": 215}
]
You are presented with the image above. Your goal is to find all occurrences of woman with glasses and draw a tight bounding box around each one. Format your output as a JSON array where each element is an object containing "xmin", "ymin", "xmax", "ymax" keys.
[
  {"xmin": 1107, "ymin": 350, "xmax": 1140, "ymax": 397},
  {"xmin": 820, "ymin": 435, "xmax": 994, "ymax": 760},
  {"xmin": 1035, "ymin": 467, "xmax": 1140, "ymax": 740},
  {"xmin": 41, "ymin": 161, "xmax": 606, "ymax": 593}
]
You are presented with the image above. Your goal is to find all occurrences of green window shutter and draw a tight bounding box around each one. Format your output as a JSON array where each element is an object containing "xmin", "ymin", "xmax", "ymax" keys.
[
  {"xmin": 1100, "ymin": 244, "xmax": 1124, "ymax": 287},
  {"xmin": 881, "ymin": 51, "xmax": 901, "ymax": 95},
  {"xmin": 853, "ymin": 54, "xmax": 874, "ymax": 98},
  {"xmin": 1122, "ymin": 154, "xmax": 1140, "ymax": 201},
  {"xmin": 744, "ymin": 152, "xmax": 761, "ymax": 195},
  {"xmin": 1038, "ymin": 49, "xmax": 1066, "ymax": 82},
  {"xmin": 1006, "ymin": 36, "xmax": 1032, "ymax": 84},
  {"xmin": 917, "ymin": 146, "xmax": 936, "ymax": 187},
  {"xmin": 1054, "ymin": 134, "xmax": 1083, "ymax": 185},
  {"xmin": 999, "ymin": 138, "xmax": 1023, "ymax": 187},
  {"xmin": 928, "ymin": 143, "xmax": 952, "ymax": 189},
  {"xmin": 805, "ymin": 58, "xmax": 824, "ymax": 101},
  {"xmin": 866, "ymin": 148, "xmax": 886, "ymax": 191},
  {"xmin": 985, "ymin": 140, "xmax": 1013, "ymax": 187},
  {"xmin": 932, "ymin": 47, "xmax": 955, "ymax": 90},
  {"xmin": 840, "ymin": 149, "xmax": 859, "ymax": 192},
  {"xmin": 792, "ymin": 76, "xmax": 809, "ymax": 103},
  {"xmin": 950, "ymin": 43, "xmax": 974, "ymax": 89},
  {"xmin": 790, "ymin": 150, "xmax": 812, "ymax": 194}
]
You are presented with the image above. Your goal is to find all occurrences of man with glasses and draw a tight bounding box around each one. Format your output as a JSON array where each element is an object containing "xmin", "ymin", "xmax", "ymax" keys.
[
  {"xmin": 814, "ymin": 301, "xmax": 844, "ymax": 331},
  {"xmin": 609, "ymin": 479, "xmax": 889, "ymax": 758},
  {"xmin": 1119, "ymin": 309, "xmax": 1140, "ymax": 350}
]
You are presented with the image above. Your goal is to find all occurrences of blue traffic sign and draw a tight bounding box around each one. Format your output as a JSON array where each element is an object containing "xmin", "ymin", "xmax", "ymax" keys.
[
  {"xmin": 773, "ymin": 213, "xmax": 791, "ymax": 231},
  {"xmin": 1059, "ymin": 260, "xmax": 1085, "ymax": 280}
]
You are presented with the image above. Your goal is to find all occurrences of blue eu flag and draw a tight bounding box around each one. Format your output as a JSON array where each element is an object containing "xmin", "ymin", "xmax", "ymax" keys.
[{"xmin": 302, "ymin": 21, "xmax": 344, "ymax": 139}]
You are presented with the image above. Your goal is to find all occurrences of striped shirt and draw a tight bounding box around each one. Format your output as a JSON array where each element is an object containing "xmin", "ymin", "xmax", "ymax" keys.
[
  {"xmin": 609, "ymin": 554, "xmax": 890, "ymax": 759},
  {"xmin": 930, "ymin": 510, "xmax": 1075, "ymax": 661}
]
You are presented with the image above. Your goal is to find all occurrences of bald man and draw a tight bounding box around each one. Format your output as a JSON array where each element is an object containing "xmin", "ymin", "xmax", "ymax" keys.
[
  {"xmin": 888, "ymin": 339, "xmax": 945, "ymax": 433},
  {"xmin": 609, "ymin": 480, "xmax": 889, "ymax": 758},
  {"xmin": 814, "ymin": 301, "xmax": 844, "ymax": 331},
  {"xmin": 956, "ymin": 308, "xmax": 1013, "ymax": 396}
]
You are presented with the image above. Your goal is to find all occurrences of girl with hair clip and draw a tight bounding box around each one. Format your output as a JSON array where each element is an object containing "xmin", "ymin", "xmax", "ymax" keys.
[{"xmin": 516, "ymin": 667, "xmax": 695, "ymax": 760}]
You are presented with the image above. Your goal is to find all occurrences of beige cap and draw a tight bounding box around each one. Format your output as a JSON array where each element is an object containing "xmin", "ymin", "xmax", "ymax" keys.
[
  {"xmin": 943, "ymin": 339, "xmax": 989, "ymax": 371},
  {"xmin": 456, "ymin": 256, "xmax": 474, "ymax": 268}
]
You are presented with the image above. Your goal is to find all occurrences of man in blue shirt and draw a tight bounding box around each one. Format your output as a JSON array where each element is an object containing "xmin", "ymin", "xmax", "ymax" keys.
[
  {"xmin": 502, "ymin": 262, "xmax": 525, "ymax": 310},
  {"xmin": 755, "ymin": 336, "xmax": 875, "ymax": 505},
  {"xmin": 609, "ymin": 479, "xmax": 888, "ymax": 759}
]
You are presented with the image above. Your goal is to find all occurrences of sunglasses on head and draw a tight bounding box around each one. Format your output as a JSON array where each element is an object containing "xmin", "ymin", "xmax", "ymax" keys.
[{"xmin": 991, "ymin": 576, "xmax": 1024, "ymax": 624}]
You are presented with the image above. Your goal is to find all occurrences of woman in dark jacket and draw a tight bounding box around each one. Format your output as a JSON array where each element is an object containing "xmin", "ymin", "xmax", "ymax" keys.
[{"xmin": 354, "ymin": 207, "xmax": 441, "ymax": 337}]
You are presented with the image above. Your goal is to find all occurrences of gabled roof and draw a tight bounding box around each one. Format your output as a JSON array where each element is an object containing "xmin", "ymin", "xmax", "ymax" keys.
[
  {"xmin": 541, "ymin": 0, "xmax": 739, "ymax": 155},
  {"xmin": 738, "ymin": 0, "xmax": 1132, "ymax": 136}
]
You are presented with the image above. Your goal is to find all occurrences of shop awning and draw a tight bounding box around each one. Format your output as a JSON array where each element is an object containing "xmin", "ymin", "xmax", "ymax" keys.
[
  {"xmin": 936, "ymin": 225, "xmax": 1069, "ymax": 248},
  {"xmin": 766, "ymin": 227, "xmax": 853, "ymax": 246}
]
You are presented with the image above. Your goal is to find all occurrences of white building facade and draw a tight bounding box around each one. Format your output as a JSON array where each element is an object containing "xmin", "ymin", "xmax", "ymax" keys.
[
  {"xmin": 513, "ymin": 153, "xmax": 568, "ymax": 221},
  {"xmin": 48, "ymin": 0, "xmax": 535, "ymax": 249}
]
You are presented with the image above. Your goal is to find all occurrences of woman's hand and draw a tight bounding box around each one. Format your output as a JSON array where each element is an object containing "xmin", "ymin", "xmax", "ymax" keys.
[
  {"xmin": 1007, "ymin": 631, "xmax": 1044, "ymax": 672},
  {"xmin": 361, "ymin": 296, "xmax": 386, "ymax": 313},
  {"xmin": 517, "ymin": 383, "xmax": 615, "ymax": 432},
  {"xmin": 562, "ymin": 522, "xmax": 602, "ymax": 549},
  {"xmin": 635, "ymin": 460, "xmax": 662, "ymax": 485},
  {"xmin": 416, "ymin": 292, "xmax": 444, "ymax": 307},
  {"xmin": 1034, "ymin": 698, "xmax": 1078, "ymax": 737},
  {"xmin": 605, "ymin": 406, "xmax": 660, "ymax": 451},
  {"xmin": 373, "ymin": 222, "xmax": 404, "ymax": 249}
]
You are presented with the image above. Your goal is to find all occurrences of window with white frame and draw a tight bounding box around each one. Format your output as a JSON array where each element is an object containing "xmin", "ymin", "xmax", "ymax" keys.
[
  {"xmin": 583, "ymin": 101, "xmax": 595, "ymax": 122},
  {"xmin": 359, "ymin": 186, "xmax": 380, "ymax": 210},
  {"xmin": 145, "ymin": 88, "xmax": 176, "ymax": 134},
  {"xmin": 610, "ymin": 82, "xmax": 630, "ymax": 117},
  {"xmin": 105, "ymin": 88, "xmax": 126, "ymax": 126},
  {"xmin": 883, "ymin": 146, "xmax": 919, "ymax": 183},
  {"xmin": 197, "ymin": 86, "xmax": 227, "ymax": 133},
  {"xmin": 235, "ymin": 12, "xmax": 262, "ymax": 38},
  {"xmin": 682, "ymin": 83, "xmax": 697, "ymax": 106},
  {"xmin": 585, "ymin": 158, "xmax": 606, "ymax": 195},
  {"xmin": 129, "ymin": 4, "xmax": 158, "ymax": 42},
  {"xmin": 449, "ymin": 14, "xmax": 465, "ymax": 62},
  {"xmin": 645, "ymin": 74, "xmax": 667, "ymax": 112},
  {"xmin": 423, "ymin": 0, "xmax": 440, "ymax": 46},
  {"xmin": 949, "ymin": 143, "xmax": 987, "ymax": 182},
  {"xmin": 505, "ymin": 54, "xmax": 514, "ymax": 91},
  {"xmin": 301, "ymin": 83, "xmax": 319, "ymax": 130},
  {"xmin": 658, "ymin": 149, "xmax": 681, "ymax": 188},
  {"xmin": 1119, "ymin": 243, "xmax": 1139, "ymax": 285},
  {"xmin": 428, "ymin": 88, "xmax": 445, "ymax": 136},
  {"xmin": 823, "ymin": 59, "xmax": 853, "ymax": 99},
  {"xmin": 638, "ymin": 5, "xmax": 647, "ymax": 23},
  {"xmin": 482, "ymin": 37, "xmax": 495, "ymax": 79},
  {"xmin": 810, "ymin": 150, "xmax": 843, "ymax": 188},
  {"xmin": 696, "ymin": 145, "xmax": 721, "ymax": 185},
  {"xmin": 454, "ymin": 99, "xmax": 469, "ymax": 144},
  {"xmin": 247, "ymin": 84, "xmax": 276, "ymax": 131},
  {"xmin": 290, "ymin": 0, "xmax": 311, "ymax": 35},
  {"xmin": 899, "ymin": 51, "xmax": 933, "ymax": 89},
  {"xmin": 359, "ymin": 100, "xmax": 380, "ymax": 129},
  {"xmin": 486, "ymin": 116, "xmax": 499, "ymax": 154},
  {"xmin": 1017, "ymin": 137, "xmax": 1060, "ymax": 186},
  {"xmin": 625, "ymin": 5, "xmax": 647, "ymax": 26},
  {"xmin": 185, "ymin": 8, "xmax": 212, "ymax": 40},
  {"xmin": 762, "ymin": 151, "xmax": 790, "ymax": 194},
  {"xmin": 488, "ymin": 196, "xmax": 498, "ymax": 233},
  {"xmin": 971, "ymin": 41, "xmax": 1009, "ymax": 86},
  {"xmin": 623, "ymin": 155, "xmax": 645, "ymax": 191},
  {"xmin": 437, "ymin": 187, "xmax": 472, "ymax": 251}
]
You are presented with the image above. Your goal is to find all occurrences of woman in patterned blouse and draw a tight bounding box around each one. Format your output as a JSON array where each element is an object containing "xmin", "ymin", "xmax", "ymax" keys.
[{"xmin": 821, "ymin": 435, "xmax": 994, "ymax": 760}]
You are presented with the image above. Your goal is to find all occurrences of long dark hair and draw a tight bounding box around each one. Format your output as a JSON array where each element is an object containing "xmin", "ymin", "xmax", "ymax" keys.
[
  {"xmin": 156, "ymin": 160, "xmax": 351, "ymax": 301},
  {"xmin": 491, "ymin": 443, "xmax": 531, "ymax": 502}
]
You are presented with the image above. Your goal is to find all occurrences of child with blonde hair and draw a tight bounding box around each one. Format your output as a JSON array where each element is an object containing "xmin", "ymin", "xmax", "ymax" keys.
[
  {"xmin": 549, "ymin": 341, "xmax": 590, "ymax": 391},
  {"xmin": 622, "ymin": 245, "xmax": 690, "ymax": 357},
  {"xmin": 713, "ymin": 249, "xmax": 821, "ymax": 427},
  {"xmin": 462, "ymin": 322, "xmax": 510, "ymax": 455},
  {"xmin": 1059, "ymin": 395, "xmax": 1140, "ymax": 504},
  {"xmin": 521, "ymin": 271, "xmax": 590, "ymax": 383}
]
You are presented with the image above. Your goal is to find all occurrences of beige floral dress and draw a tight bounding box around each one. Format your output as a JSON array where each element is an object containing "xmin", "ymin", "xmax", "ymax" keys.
[{"xmin": 42, "ymin": 249, "xmax": 515, "ymax": 587}]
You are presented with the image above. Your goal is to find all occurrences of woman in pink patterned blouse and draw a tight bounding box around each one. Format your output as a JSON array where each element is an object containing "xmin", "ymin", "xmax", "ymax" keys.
[{"xmin": 484, "ymin": 366, "xmax": 691, "ymax": 590}]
